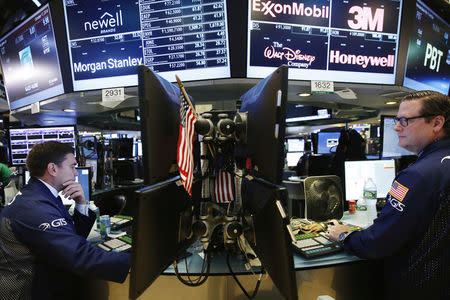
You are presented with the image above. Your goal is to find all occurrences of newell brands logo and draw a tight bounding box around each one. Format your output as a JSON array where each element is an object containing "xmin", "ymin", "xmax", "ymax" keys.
[{"xmin": 84, "ymin": 10, "xmax": 123, "ymax": 33}]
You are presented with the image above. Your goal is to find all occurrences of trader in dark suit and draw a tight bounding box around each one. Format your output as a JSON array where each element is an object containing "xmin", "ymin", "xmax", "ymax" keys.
[
  {"xmin": 0, "ymin": 141, "xmax": 130, "ymax": 300},
  {"xmin": 327, "ymin": 91, "xmax": 450, "ymax": 300}
]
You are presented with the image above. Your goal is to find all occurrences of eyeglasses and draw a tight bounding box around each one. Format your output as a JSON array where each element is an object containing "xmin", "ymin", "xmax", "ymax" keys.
[{"xmin": 393, "ymin": 114, "xmax": 436, "ymax": 127}]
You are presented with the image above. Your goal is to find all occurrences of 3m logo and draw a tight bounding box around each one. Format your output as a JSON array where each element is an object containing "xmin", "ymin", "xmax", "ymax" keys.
[
  {"xmin": 347, "ymin": 6, "xmax": 384, "ymax": 32},
  {"xmin": 84, "ymin": 10, "xmax": 123, "ymax": 32}
]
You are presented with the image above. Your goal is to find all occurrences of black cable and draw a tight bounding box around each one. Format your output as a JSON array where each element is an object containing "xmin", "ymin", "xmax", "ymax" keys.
[
  {"xmin": 174, "ymin": 250, "xmax": 211, "ymax": 287},
  {"xmin": 226, "ymin": 253, "xmax": 263, "ymax": 299}
]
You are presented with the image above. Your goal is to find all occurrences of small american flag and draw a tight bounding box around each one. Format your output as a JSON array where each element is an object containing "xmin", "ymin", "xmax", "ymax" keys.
[
  {"xmin": 389, "ymin": 181, "xmax": 409, "ymax": 202},
  {"xmin": 177, "ymin": 93, "xmax": 197, "ymax": 196},
  {"xmin": 214, "ymin": 170, "xmax": 235, "ymax": 203}
]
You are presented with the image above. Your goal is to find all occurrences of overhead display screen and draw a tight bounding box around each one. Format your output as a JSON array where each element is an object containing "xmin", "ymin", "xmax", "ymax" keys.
[
  {"xmin": 0, "ymin": 4, "xmax": 65, "ymax": 110},
  {"xmin": 247, "ymin": 0, "xmax": 403, "ymax": 84},
  {"xmin": 403, "ymin": 0, "xmax": 449, "ymax": 95},
  {"xmin": 63, "ymin": 0, "xmax": 231, "ymax": 91},
  {"xmin": 9, "ymin": 126, "xmax": 76, "ymax": 165}
]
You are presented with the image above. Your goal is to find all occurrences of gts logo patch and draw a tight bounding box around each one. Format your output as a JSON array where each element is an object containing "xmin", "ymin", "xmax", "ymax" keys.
[{"xmin": 39, "ymin": 218, "xmax": 68, "ymax": 231}]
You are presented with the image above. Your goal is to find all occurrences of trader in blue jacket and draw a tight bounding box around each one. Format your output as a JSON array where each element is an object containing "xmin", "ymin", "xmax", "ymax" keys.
[
  {"xmin": 0, "ymin": 141, "xmax": 130, "ymax": 299},
  {"xmin": 328, "ymin": 91, "xmax": 450, "ymax": 299}
]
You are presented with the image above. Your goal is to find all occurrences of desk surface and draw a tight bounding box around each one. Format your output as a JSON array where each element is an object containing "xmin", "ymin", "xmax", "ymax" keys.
[{"xmin": 163, "ymin": 210, "xmax": 375, "ymax": 276}]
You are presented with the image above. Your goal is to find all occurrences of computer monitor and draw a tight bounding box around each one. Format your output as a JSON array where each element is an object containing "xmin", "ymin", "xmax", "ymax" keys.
[
  {"xmin": 110, "ymin": 138, "xmax": 134, "ymax": 159},
  {"xmin": 0, "ymin": 2, "xmax": 70, "ymax": 110},
  {"xmin": 241, "ymin": 177, "xmax": 298, "ymax": 300},
  {"xmin": 317, "ymin": 131, "xmax": 341, "ymax": 154},
  {"xmin": 286, "ymin": 152, "xmax": 303, "ymax": 167},
  {"xmin": 380, "ymin": 116, "xmax": 415, "ymax": 158},
  {"xmin": 130, "ymin": 176, "xmax": 196, "ymax": 300},
  {"xmin": 133, "ymin": 139, "xmax": 143, "ymax": 157},
  {"xmin": 9, "ymin": 126, "xmax": 77, "ymax": 165},
  {"xmin": 348, "ymin": 124, "xmax": 371, "ymax": 136},
  {"xmin": 286, "ymin": 138, "xmax": 305, "ymax": 152},
  {"xmin": 239, "ymin": 65, "xmax": 288, "ymax": 184},
  {"xmin": 138, "ymin": 66, "xmax": 184, "ymax": 185},
  {"xmin": 76, "ymin": 167, "xmax": 91, "ymax": 202},
  {"xmin": 62, "ymin": 0, "xmax": 231, "ymax": 91},
  {"xmin": 285, "ymin": 103, "xmax": 331, "ymax": 124},
  {"xmin": 131, "ymin": 65, "xmax": 297, "ymax": 299},
  {"xmin": 344, "ymin": 159, "xmax": 396, "ymax": 201},
  {"xmin": 25, "ymin": 167, "xmax": 91, "ymax": 202}
]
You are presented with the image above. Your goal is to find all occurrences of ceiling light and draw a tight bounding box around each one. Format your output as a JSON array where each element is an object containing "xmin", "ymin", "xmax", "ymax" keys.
[
  {"xmin": 63, "ymin": 109, "xmax": 75, "ymax": 112},
  {"xmin": 298, "ymin": 92, "xmax": 311, "ymax": 97},
  {"xmin": 32, "ymin": 0, "xmax": 41, "ymax": 7},
  {"xmin": 385, "ymin": 101, "xmax": 397, "ymax": 105},
  {"xmin": 45, "ymin": 120, "xmax": 55, "ymax": 124}
]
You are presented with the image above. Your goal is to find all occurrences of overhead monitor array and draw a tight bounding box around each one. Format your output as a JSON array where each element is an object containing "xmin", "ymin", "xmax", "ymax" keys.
[
  {"xmin": 247, "ymin": 0, "xmax": 403, "ymax": 84},
  {"xmin": 62, "ymin": 0, "xmax": 231, "ymax": 91},
  {"xmin": 1, "ymin": 0, "xmax": 448, "ymax": 111}
]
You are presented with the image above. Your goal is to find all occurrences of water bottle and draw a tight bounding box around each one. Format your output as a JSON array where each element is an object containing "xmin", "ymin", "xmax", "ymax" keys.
[{"xmin": 363, "ymin": 178, "xmax": 377, "ymax": 205}]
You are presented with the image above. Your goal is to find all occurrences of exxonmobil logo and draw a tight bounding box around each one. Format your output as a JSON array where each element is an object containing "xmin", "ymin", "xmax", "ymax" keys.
[
  {"xmin": 252, "ymin": 0, "xmax": 329, "ymax": 19},
  {"xmin": 329, "ymin": 50, "xmax": 395, "ymax": 68},
  {"xmin": 84, "ymin": 10, "xmax": 123, "ymax": 32}
]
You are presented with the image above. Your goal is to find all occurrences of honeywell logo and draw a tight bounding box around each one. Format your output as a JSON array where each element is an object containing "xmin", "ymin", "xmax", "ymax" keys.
[
  {"xmin": 329, "ymin": 50, "xmax": 395, "ymax": 68},
  {"xmin": 252, "ymin": 0, "xmax": 329, "ymax": 18},
  {"xmin": 84, "ymin": 10, "xmax": 123, "ymax": 33}
]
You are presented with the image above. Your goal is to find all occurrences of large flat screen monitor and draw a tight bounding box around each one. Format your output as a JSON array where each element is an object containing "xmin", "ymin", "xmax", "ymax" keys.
[
  {"xmin": 380, "ymin": 116, "xmax": 415, "ymax": 158},
  {"xmin": 130, "ymin": 176, "xmax": 196, "ymax": 300},
  {"xmin": 241, "ymin": 177, "xmax": 298, "ymax": 300},
  {"xmin": 63, "ymin": 0, "xmax": 231, "ymax": 91},
  {"xmin": 285, "ymin": 103, "xmax": 331, "ymax": 124},
  {"xmin": 0, "ymin": 3, "xmax": 65, "ymax": 110},
  {"xmin": 138, "ymin": 66, "xmax": 184, "ymax": 185},
  {"xmin": 403, "ymin": 0, "xmax": 449, "ymax": 95},
  {"xmin": 344, "ymin": 159, "xmax": 396, "ymax": 201},
  {"xmin": 286, "ymin": 152, "xmax": 303, "ymax": 167},
  {"xmin": 9, "ymin": 126, "xmax": 76, "ymax": 165},
  {"xmin": 317, "ymin": 131, "xmax": 340, "ymax": 154},
  {"xmin": 247, "ymin": 0, "xmax": 403, "ymax": 84},
  {"xmin": 239, "ymin": 65, "xmax": 288, "ymax": 184}
]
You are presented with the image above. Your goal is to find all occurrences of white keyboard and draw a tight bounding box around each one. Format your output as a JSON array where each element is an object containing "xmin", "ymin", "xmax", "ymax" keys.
[
  {"xmin": 103, "ymin": 238, "xmax": 127, "ymax": 249},
  {"xmin": 294, "ymin": 238, "xmax": 319, "ymax": 248}
]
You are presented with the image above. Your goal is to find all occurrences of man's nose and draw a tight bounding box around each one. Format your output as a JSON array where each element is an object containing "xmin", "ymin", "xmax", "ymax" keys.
[{"xmin": 393, "ymin": 122, "xmax": 402, "ymax": 132}]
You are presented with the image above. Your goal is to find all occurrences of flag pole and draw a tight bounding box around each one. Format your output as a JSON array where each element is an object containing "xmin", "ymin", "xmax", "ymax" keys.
[
  {"xmin": 176, "ymin": 75, "xmax": 198, "ymax": 120},
  {"xmin": 176, "ymin": 75, "xmax": 214, "ymax": 158}
]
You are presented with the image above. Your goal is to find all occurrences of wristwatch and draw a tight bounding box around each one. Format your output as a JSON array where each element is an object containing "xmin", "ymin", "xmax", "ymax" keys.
[{"xmin": 338, "ymin": 231, "xmax": 352, "ymax": 243}]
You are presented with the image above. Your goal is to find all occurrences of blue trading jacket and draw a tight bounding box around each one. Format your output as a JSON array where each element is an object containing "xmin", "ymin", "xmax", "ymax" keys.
[
  {"xmin": 342, "ymin": 137, "xmax": 450, "ymax": 299},
  {"xmin": 0, "ymin": 178, "xmax": 130, "ymax": 300}
]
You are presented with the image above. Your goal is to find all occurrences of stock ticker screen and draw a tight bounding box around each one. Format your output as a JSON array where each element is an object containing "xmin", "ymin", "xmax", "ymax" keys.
[
  {"xmin": 9, "ymin": 126, "xmax": 76, "ymax": 165},
  {"xmin": 63, "ymin": 0, "xmax": 231, "ymax": 91},
  {"xmin": 0, "ymin": 4, "xmax": 65, "ymax": 110},
  {"xmin": 403, "ymin": 0, "xmax": 449, "ymax": 95},
  {"xmin": 247, "ymin": 0, "xmax": 403, "ymax": 84}
]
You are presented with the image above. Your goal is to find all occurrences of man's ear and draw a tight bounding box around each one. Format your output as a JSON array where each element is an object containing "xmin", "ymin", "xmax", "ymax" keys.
[
  {"xmin": 47, "ymin": 163, "xmax": 57, "ymax": 176},
  {"xmin": 432, "ymin": 115, "xmax": 445, "ymax": 132}
]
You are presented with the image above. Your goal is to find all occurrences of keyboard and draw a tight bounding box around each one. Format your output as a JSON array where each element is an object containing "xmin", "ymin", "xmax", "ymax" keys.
[
  {"xmin": 292, "ymin": 232, "xmax": 342, "ymax": 258},
  {"xmin": 97, "ymin": 234, "xmax": 132, "ymax": 252},
  {"xmin": 110, "ymin": 215, "xmax": 133, "ymax": 231}
]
